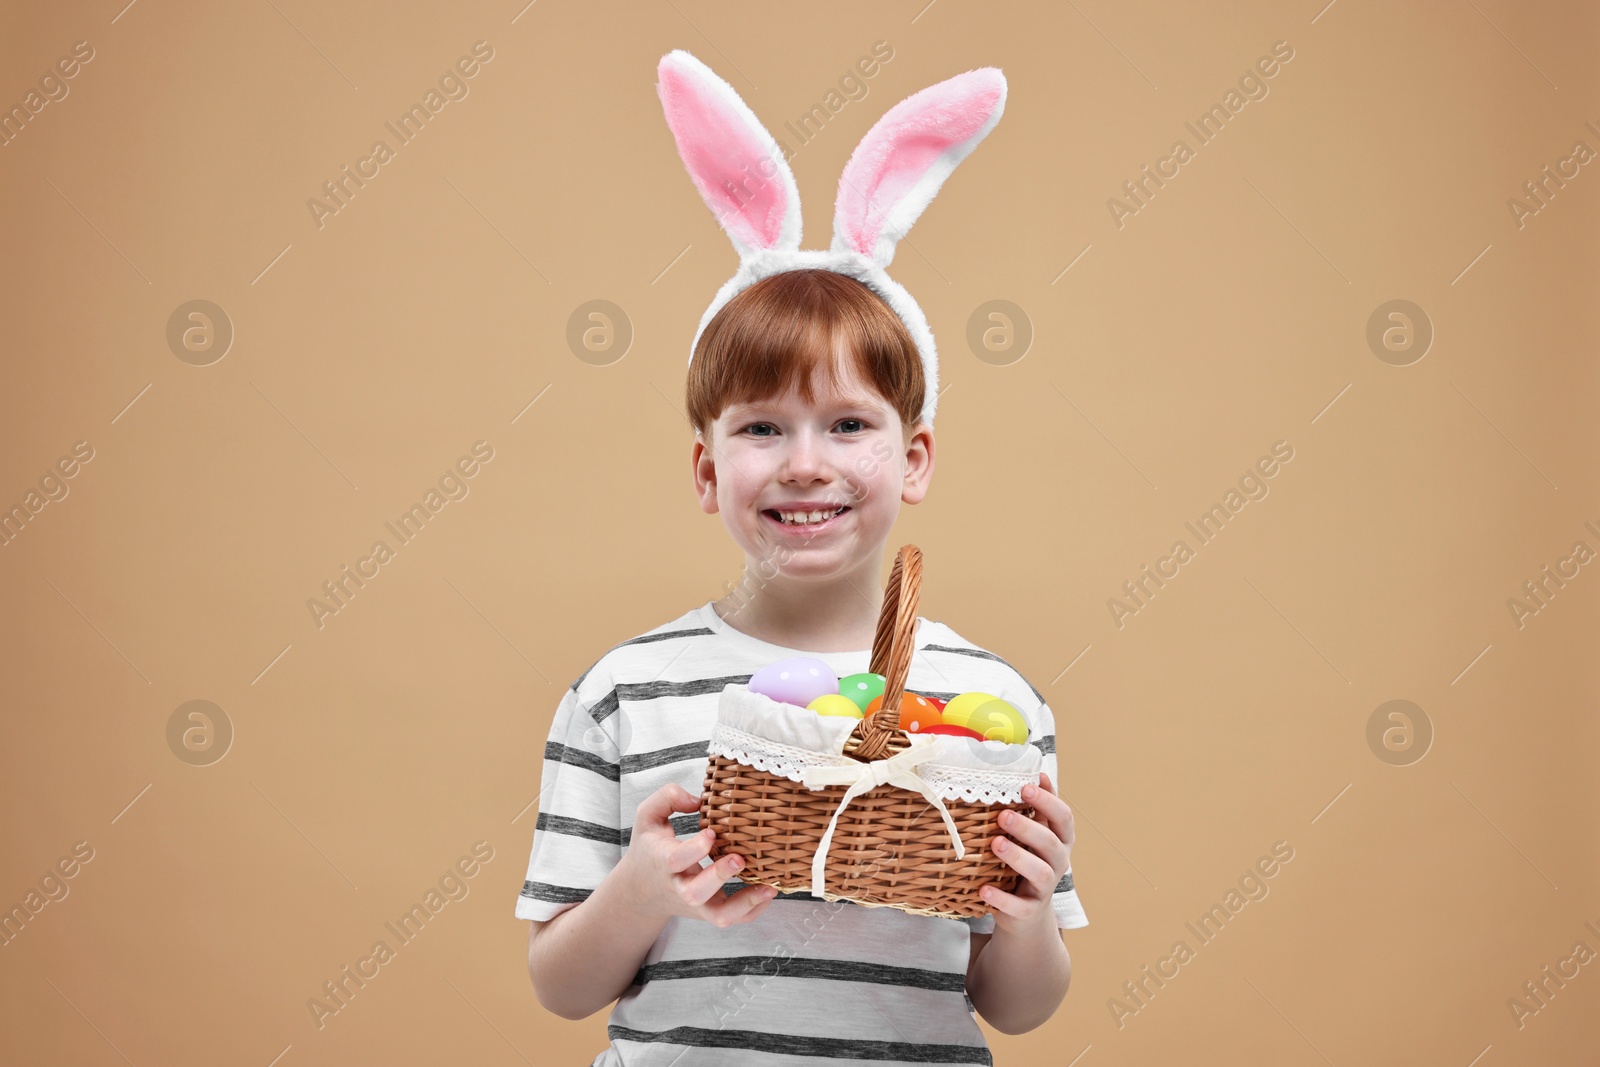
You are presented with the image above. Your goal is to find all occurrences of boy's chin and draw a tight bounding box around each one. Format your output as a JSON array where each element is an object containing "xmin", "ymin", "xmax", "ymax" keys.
[
  {"xmin": 730, "ymin": 529, "xmax": 880, "ymax": 572},
  {"xmin": 745, "ymin": 555, "xmax": 868, "ymax": 584}
]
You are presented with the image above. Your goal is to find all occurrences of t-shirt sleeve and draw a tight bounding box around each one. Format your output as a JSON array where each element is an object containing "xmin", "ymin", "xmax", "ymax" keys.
[
  {"xmin": 963, "ymin": 681, "xmax": 1088, "ymax": 934},
  {"xmin": 514, "ymin": 677, "xmax": 623, "ymax": 922}
]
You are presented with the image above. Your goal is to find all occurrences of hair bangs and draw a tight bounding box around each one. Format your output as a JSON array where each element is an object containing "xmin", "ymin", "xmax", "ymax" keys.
[{"xmin": 686, "ymin": 269, "xmax": 924, "ymax": 439}]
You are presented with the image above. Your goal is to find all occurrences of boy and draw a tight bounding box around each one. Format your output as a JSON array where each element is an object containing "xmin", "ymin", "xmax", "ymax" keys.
[{"xmin": 518, "ymin": 268, "xmax": 1088, "ymax": 1066}]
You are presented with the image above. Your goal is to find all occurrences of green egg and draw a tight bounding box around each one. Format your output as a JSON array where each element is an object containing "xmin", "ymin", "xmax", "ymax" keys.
[{"xmin": 838, "ymin": 672, "xmax": 886, "ymax": 712}]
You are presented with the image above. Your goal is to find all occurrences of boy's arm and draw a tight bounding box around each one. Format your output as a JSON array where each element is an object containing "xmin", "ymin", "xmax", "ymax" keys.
[
  {"xmin": 521, "ymin": 669, "xmax": 641, "ymax": 1020},
  {"xmin": 963, "ymin": 683, "xmax": 1087, "ymax": 1033},
  {"xmin": 526, "ymin": 862, "xmax": 668, "ymax": 1021},
  {"xmin": 965, "ymin": 922, "xmax": 1073, "ymax": 1035}
]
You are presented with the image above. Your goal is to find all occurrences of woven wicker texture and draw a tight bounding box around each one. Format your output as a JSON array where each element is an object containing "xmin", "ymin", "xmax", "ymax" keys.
[{"xmin": 699, "ymin": 544, "xmax": 1034, "ymax": 919}]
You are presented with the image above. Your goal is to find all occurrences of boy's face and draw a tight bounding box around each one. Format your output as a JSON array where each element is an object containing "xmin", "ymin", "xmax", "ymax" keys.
[{"xmin": 691, "ymin": 361, "xmax": 934, "ymax": 582}]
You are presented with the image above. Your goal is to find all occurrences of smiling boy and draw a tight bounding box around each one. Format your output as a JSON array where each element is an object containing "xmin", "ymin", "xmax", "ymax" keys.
[{"xmin": 519, "ymin": 268, "xmax": 1089, "ymax": 1066}]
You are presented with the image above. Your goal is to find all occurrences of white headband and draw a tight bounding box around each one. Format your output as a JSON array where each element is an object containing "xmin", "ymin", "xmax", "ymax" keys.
[{"xmin": 656, "ymin": 50, "xmax": 1008, "ymax": 429}]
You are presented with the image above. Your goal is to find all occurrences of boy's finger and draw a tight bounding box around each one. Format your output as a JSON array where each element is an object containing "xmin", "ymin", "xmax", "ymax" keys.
[
  {"xmin": 1025, "ymin": 776, "xmax": 1071, "ymax": 838},
  {"xmin": 744, "ymin": 884, "xmax": 781, "ymax": 913},
  {"xmin": 681, "ymin": 851, "xmax": 747, "ymax": 907},
  {"xmin": 639, "ymin": 786, "xmax": 700, "ymax": 832},
  {"xmin": 702, "ymin": 882, "xmax": 779, "ymax": 925},
  {"xmin": 667, "ymin": 785, "xmax": 703, "ymax": 811},
  {"xmin": 637, "ymin": 786, "xmax": 673, "ymax": 824},
  {"xmin": 726, "ymin": 884, "xmax": 781, "ymax": 923},
  {"xmin": 671, "ymin": 827, "xmax": 716, "ymax": 869}
]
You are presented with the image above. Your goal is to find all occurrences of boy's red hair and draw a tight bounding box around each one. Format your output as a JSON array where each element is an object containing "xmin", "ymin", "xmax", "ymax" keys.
[{"xmin": 686, "ymin": 269, "xmax": 926, "ymax": 441}]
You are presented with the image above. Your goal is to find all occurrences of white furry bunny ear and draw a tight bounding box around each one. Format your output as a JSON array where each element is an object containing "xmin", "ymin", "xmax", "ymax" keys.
[
  {"xmin": 657, "ymin": 49, "xmax": 803, "ymax": 258},
  {"xmin": 832, "ymin": 68, "xmax": 1007, "ymax": 268}
]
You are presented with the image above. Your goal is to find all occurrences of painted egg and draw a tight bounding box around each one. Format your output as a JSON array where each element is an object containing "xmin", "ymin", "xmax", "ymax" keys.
[
  {"xmin": 864, "ymin": 691, "xmax": 944, "ymax": 734},
  {"xmin": 808, "ymin": 694, "xmax": 864, "ymax": 719},
  {"xmin": 964, "ymin": 698, "xmax": 1029, "ymax": 745},
  {"xmin": 837, "ymin": 672, "xmax": 886, "ymax": 712},
  {"xmin": 939, "ymin": 692, "xmax": 1003, "ymax": 729},
  {"xmin": 920, "ymin": 723, "xmax": 985, "ymax": 741},
  {"xmin": 749, "ymin": 657, "xmax": 839, "ymax": 706}
]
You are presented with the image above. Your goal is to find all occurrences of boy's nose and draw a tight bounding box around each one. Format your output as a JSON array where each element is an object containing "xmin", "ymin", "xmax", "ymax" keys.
[{"xmin": 779, "ymin": 432, "xmax": 830, "ymax": 480}]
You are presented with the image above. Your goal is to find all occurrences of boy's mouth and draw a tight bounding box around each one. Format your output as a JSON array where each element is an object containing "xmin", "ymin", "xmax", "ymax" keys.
[{"xmin": 761, "ymin": 505, "xmax": 851, "ymax": 530}]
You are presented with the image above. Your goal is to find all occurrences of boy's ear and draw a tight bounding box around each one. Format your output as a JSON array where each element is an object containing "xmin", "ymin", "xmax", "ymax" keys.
[
  {"xmin": 691, "ymin": 431, "xmax": 720, "ymax": 515},
  {"xmin": 900, "ymin": 422, "xmax": 935, "ymax": 506}
]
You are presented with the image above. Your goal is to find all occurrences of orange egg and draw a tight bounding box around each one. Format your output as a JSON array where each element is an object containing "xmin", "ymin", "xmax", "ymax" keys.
[{"xmin": 864, "ymin": 691, "xmax": 944, "ymax": 734}]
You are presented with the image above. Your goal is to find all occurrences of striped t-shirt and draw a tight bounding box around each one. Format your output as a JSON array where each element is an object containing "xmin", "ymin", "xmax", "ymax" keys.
[{"xmin": 517, "ymin": 600, "xmax": 1088, "ymax": 1066}]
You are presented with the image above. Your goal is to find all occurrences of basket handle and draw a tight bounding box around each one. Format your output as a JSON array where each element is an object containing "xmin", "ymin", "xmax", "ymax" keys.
[{"xmin": 854, "ymin": 544, "xmax": 922, "ymax": 758}]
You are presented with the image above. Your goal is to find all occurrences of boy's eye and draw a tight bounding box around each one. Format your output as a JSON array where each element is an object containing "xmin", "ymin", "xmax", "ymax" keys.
[{"xmin": 739, "ymin": 419, "xmax": 867, "ymax": 437}]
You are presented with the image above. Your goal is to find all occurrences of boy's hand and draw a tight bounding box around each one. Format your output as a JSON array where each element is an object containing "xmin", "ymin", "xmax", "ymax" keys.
[
  {"xmin": 619, "ymin": 783, "xmax": 781, "ymax": 928},
  {"xmin": 981, "ymin": 771, "xmax": 1074, "ymax": 935}
]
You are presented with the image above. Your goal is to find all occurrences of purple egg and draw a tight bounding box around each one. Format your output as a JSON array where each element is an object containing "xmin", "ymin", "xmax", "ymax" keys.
[{"xmin": 748, "ymin": 657, "xmax": 839, "ymax": 707}]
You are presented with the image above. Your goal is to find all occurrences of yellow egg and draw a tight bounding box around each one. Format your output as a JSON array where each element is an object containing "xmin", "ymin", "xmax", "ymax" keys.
[
  {"xmin": 965, "ymin": 699, "xmax": 1028, "ymax": 745},
  {"xmin": 808, "ymin": 693, "xmax": 865, "ymax": 719},
  {"xmin": 940, "ymin": 692, "xmax": 1003, "ymax": 729}
]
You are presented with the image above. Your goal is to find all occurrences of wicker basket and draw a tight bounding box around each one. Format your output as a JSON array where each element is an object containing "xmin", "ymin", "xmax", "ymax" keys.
[{"xmin": 698, "ymin": 544, "xmax": 1040, "ymax": 919}]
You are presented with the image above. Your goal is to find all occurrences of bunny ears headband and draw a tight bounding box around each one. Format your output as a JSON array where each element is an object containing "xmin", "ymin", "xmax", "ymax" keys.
[{"xmin": 656, "ymin": 50, "xmax": 1008, "ymax": 429}]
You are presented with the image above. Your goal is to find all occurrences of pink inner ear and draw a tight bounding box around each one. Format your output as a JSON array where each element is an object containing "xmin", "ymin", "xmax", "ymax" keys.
[
  {"xmin": 659, "ymin": 64, "xmax": 788, "ymax": 251},
  {"xmin": 838, "ymin": 77, "xmax": 1003, "ymax": 256}
]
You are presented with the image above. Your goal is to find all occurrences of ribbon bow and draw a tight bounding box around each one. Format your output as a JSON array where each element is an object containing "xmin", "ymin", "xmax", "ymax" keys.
[{"xmin": 799, "ymin": 738, "xmax": 965, "ymax": 900}]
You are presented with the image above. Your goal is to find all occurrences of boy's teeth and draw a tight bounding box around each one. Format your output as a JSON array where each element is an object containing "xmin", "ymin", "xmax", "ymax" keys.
[{"xmin": 775, "ymin": 507, "xmax": 845, "ymax": 525}]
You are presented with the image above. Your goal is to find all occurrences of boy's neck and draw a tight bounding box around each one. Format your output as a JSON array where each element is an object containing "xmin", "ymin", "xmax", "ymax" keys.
[{"xmin": 713, "ymin": 558, "xmax": 889, "ymax": 654}]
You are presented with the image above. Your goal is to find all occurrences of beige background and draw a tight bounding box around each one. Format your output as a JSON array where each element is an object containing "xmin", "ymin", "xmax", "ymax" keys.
[{"xmin": 2, "ymin": 1, "xmax": 1596, "ymax": 1064}]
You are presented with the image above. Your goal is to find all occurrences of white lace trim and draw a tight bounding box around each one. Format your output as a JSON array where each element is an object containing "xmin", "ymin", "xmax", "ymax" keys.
[
  {"xmin": 708, "ymin": 722, "xmax": 1036, "ymax": 804},
  {"xmin": 708, "ymin": 723, "xmax": 855, "ymax": 782},
  {"xmin": 918, "ymin": 765, "xmax": 1037, "ymax": 805}
]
